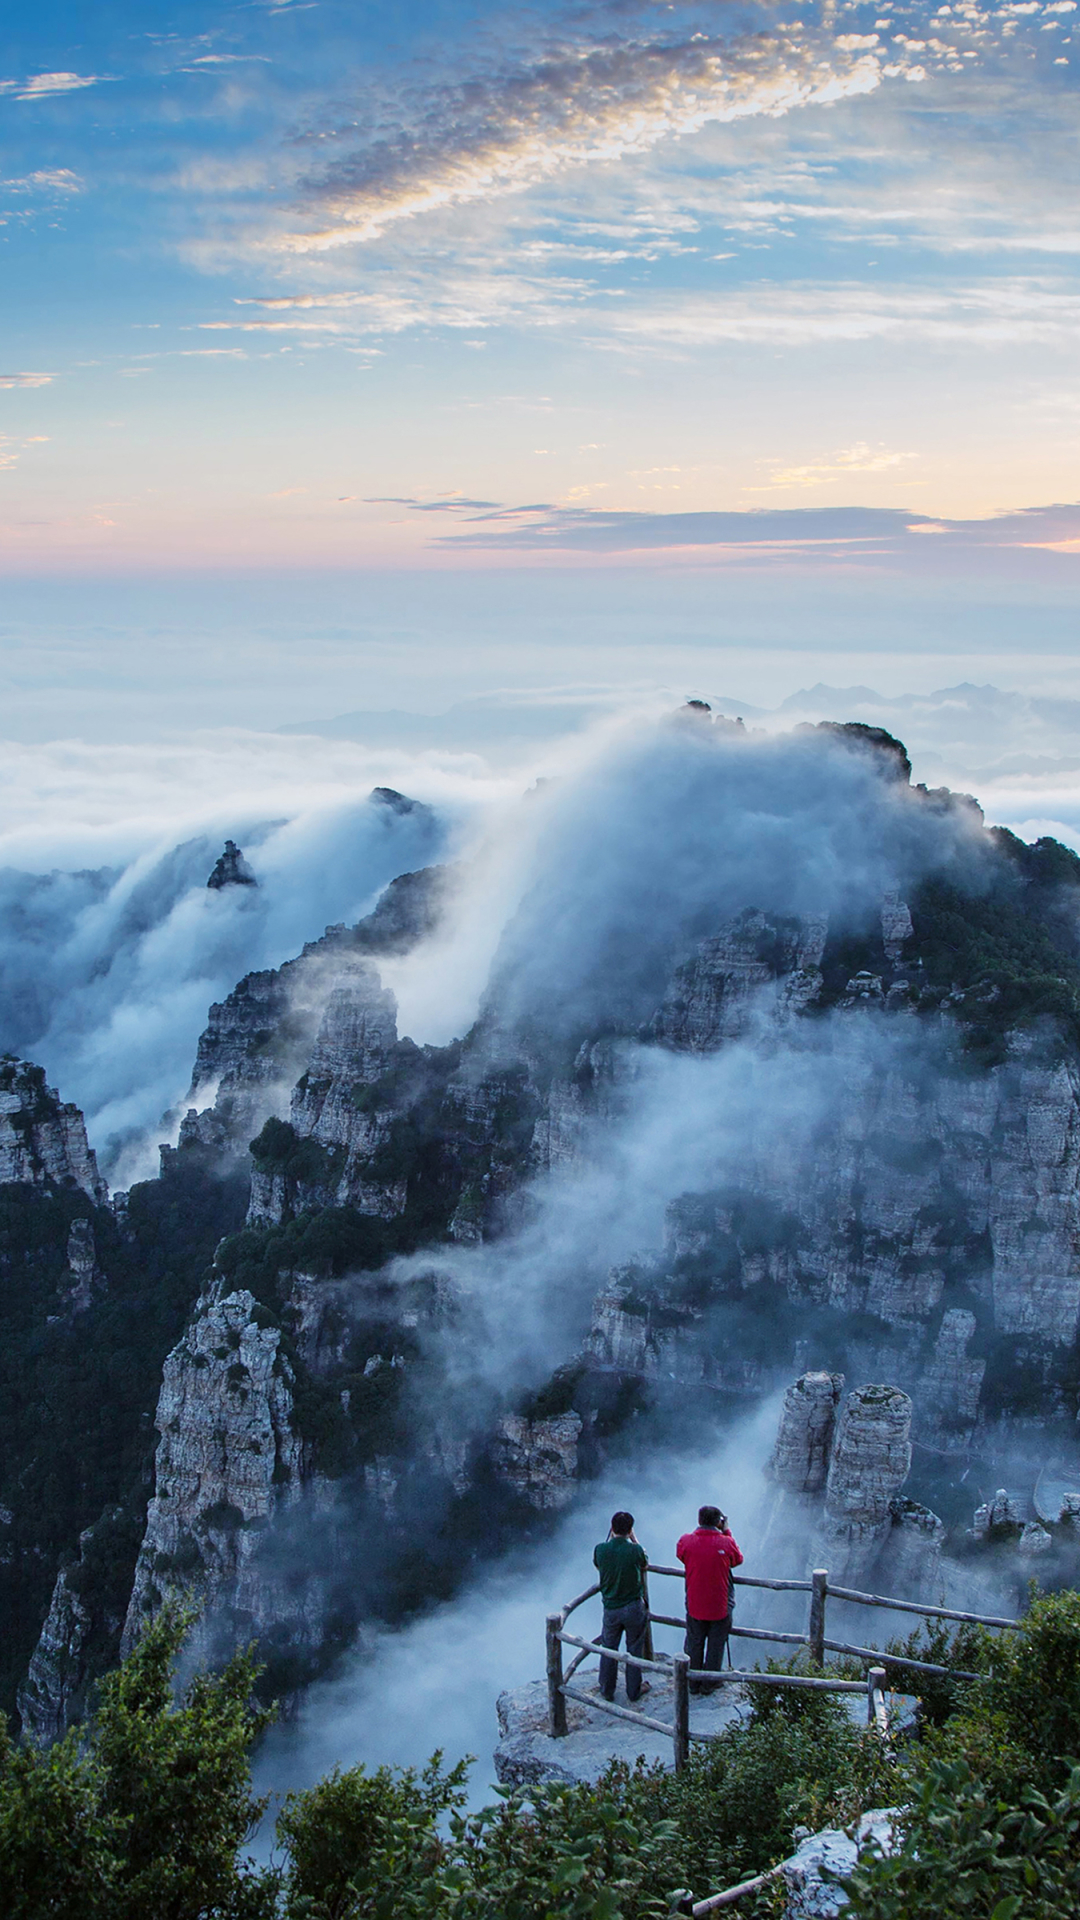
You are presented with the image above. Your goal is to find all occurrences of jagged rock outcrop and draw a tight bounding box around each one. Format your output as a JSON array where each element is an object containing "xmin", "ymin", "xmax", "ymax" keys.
[
  {"xmin": 206, "ymin": 840, "xmax": 257, "ymax": 889},
  {"xmin": 248, "ymin": 963, "xmax": 406, "ymax": 1224},
  {"xmin": 876, "ymin": 1498, "xmax": 945, "ymax": 1598},
  {"xmin": 491, "ymin": 1413, "xmax": 584, "ymax": 1510},
  {"xmin": 817, "ymin": 1385, "xmax": 913, "ymax": 1583},
  {"xmin": 17, "ymin": 1559, "xmax": 95, "ymax": 1744},
  {"xmin": 179, "ymin": 864, "xmax": 451, "ymax": 1160},
  {"xmin": 770, "ymin": 1372, "xmax": 846, "ymax": 1493},
  {"xmin": 1018, "ymin": 1520, "xmax": 1053, "ymax": 1556},
  {"xmin": 651, "ymin": 911, "xmax": 829, "ymax": 1050},
  {"xmin": 17, "ymin": 1505, "xmax": 140, "ymax": 1743},
  {"xmin": 971, "ymin": 1489, "xmax": 1023, "ymax": 1539},
  {"xmin": 122, "ymin": 1289, "xmax": 301, "ymax": 1653},
  {"xmin": 760, "ymin": 1372, "xmax": 847, "ymax": 1574},
  {"xmin": 0, "ymin": 1057, "xmax": 107, "ymax": 1202}
]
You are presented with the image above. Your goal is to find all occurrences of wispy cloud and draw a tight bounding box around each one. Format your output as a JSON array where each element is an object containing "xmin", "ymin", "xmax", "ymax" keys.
[
  {"xmin": 0, "ymin": 434, "xmax": 49, "ymax": 471},
  {"xmin": 751, "ymin": 443, "xmax": 919, "ymax": 490},
  {"xmin": 0, "ymin": 71, "xmax": 102, "ymax": 100},
  {"xmin": 407, "ymin": 497, "xmax": 1080, "ymax": 558},
  {"xmin": 269, "ymin": 31, "xmax": 898, "ymax": 254},
  {"xmin": 0, "ymin": 371, "xmax": 55, "ymax": 388},
  {"xmin": 1, "ymin": 169, "xmax": 81, "ymax": 194}
]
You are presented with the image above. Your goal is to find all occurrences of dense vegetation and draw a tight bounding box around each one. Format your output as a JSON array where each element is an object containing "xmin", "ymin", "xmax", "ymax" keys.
[{"xmin": 6, "ymin": 1593, "xmax": 1080, "ymax": 1918}]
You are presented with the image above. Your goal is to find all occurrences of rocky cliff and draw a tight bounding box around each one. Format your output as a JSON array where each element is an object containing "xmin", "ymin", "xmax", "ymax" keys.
[
  {"xmin": 179, "ymin": 863, "xmax": 451, "ymax": 1163},
  {"xmin": 0, "ymin": 1057, "xmax": 106, "ymax": 1202},
  {"xmin": 121, "ymin": 1288, "xmax": 301, "ymax": 1658},
  {"xmin": 13, "ymin": 716, "xmax": 1080, "ymax": 1734}
]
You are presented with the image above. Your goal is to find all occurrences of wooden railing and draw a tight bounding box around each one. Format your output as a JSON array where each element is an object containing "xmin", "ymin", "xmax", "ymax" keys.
[{"xmin": 545, "ymin": 1562, "xmax": 1018, "ymax": 1778}]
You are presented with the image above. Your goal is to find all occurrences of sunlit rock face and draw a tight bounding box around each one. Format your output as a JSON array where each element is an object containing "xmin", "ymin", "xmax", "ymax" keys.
[
  {"xmin": 0, "ymin": 1058, "xmax": 107, "ymax": 1203},
  {"xmin": 121, "ymin": 1289, "xmax": 301, "ymax": 1656}
]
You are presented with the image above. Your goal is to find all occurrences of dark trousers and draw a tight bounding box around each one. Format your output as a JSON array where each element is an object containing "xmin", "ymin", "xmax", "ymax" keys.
[
  {"xmin": 599, "ymin": 1598, "xmax": 648, "ymax": 1701},
  {"xmin": 685, "ymin": 1612, "xmax": 731, "ymax": 1692}
]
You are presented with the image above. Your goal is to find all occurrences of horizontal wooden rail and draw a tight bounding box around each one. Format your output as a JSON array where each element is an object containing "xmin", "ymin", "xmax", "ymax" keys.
[
  {"xmin": 647, "ymin": 1564, "xmax": 813, "ymax": 1594},
  {"xmin": 822, "ymin": 1636, "xmax": 979, "ymax": 1680},
  {"xmin": 560, "ymin": 1684, "xmax": 674, "ymax": 1739},
  {"xmin": 557, "ymin": 1629, "xmax": 669, "ymax": 1675},
  {"xmin": 730, "ymin": 1625, "xmax": 808, "ymax": 1648},
  {"xmin": 647, "ymin": 1612, "xmax": 808, "ymax": 1650},
  {"xmin": 823, "ymin": 1582, "xmax": 1017, "ymax": 1630},
  {"xmin": 687, "ymin": 1667, "xmax": 867, "ymax": 1693}
]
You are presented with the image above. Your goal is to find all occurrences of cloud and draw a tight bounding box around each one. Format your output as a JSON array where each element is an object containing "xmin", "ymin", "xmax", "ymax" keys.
[
  {"xmin": 753, "ymin": 444, "xmax": 919, "ymax": 491},
  {"xmin": 0, "ymin": 371, "xmax": 55, "ymax": 388},
  {"xmin": 421, "ymin": 497, "xmax": 1080, "ymax": 558},
  {"xmin": 268, "ymin": 31, "xmax": 898, "ymax": 254},
  {"xmin": 1, "ymin": 71, "xmax": 101, "ymax": 99},
  {"xmin": 1, "ymin": 168, "xmax": 81, "ymax": 194},
  {"xmin": 0, "ymin": 434, "xmax": 49, "ymax": 472}
]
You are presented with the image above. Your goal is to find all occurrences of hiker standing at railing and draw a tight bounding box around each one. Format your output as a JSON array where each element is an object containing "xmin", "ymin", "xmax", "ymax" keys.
[
  {"xmin": 677, "ymin": 1505, "xmax": 743, "ymax": 1696},
  {"xmin": 592, "ymin": 1511, "xmax": 650, "ymax": 1705}
]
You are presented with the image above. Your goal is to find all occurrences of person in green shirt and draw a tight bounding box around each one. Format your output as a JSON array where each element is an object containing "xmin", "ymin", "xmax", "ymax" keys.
[{"xmin": 592, "ymin": 1511, "xmax": 649, "ymax": 1703}]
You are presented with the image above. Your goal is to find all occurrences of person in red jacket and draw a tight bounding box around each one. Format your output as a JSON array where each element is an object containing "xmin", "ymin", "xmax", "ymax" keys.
[{"xmin": 676, "ymin": 1505, "xmax": 743, "ymax": 1694}]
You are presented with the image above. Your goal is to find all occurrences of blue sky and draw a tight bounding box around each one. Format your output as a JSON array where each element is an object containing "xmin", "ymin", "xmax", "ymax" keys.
[{"xmin": 1, "ymin": 0, "xmax": 1078, "ymax": 732}]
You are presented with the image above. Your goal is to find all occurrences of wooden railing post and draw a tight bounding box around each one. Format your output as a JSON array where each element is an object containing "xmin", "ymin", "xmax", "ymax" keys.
[
  {"xmin": 546, "ymin": 1613, "xmax": 567, "ymax": 1737},
  {"xmin": 673, "ymin": 1653, "xmax": 690, "ymax": 1773},
  {"xmin": 642, "ymin": 1568, "xmax": 655, "ymax": 1661},
  {"xmin": 809, "ymin": 1569, "xmax": 828, "ymax": 1667},
  {"xmin": 868, "ymin": 1665, "xmax": 886, "ymax": 1729}
]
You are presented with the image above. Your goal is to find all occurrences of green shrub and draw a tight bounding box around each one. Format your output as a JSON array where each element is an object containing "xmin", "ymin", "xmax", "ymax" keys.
[
  {"xmin": 844, "ymin": 1757, "xmax": 1080, "ymax": 1919},
  {"xmin": 0, "ymin": 1607, "xmax": 277, "ymax": 1920}
]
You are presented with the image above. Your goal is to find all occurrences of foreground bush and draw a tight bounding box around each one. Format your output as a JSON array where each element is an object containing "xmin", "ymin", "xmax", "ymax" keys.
[
  {"xmin": 8, "ymin": 1589, "xmax": 1080, "ymax": 1918},
  {"xmin": 0, "ymin": 1608, "xmax": 275, "ymax": 1920}
]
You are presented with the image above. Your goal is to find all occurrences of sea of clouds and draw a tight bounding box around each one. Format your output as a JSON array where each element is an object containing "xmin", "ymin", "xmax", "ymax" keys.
[{"xmin": 4, "ymin": 683, "xmax": 1080, "ymax": 1186}]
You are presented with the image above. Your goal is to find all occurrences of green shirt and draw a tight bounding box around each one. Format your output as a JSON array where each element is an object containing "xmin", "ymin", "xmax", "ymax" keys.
[{"xmin": 593, "ymin": 1537, "xmax": 647, "ymax": 1609}]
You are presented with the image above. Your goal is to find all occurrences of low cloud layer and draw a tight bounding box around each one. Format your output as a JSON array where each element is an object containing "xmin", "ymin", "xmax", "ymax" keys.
[{"xmin": 422, "ymin": 498, "xmax": 1080, "ymax": 559}]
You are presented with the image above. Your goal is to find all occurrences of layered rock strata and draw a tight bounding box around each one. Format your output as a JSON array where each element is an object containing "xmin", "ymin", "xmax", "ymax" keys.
[
  {"xmin": 0, "ymin": 1058, "xmax": 107, "ymax": 1202},
  {"xmin": 817, "ymin": 1385, "xmax": 914, "ymax": 1583},
  {"xmin": 491, "ymin": 1413, "xmax": 584, "ymax": 1511},
  {"xmin": 122, "ymin": 1289, "xmax": 301, "ymax": 1654},
  {"xmin": 179, "ymin": 863, "xmax": 450, "ymax": 1162}
]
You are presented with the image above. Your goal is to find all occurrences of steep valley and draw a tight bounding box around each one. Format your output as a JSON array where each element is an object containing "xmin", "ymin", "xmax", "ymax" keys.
[{"xmin": 7, "ymin": 712, "xmax": 1080, "ymax": 1740}]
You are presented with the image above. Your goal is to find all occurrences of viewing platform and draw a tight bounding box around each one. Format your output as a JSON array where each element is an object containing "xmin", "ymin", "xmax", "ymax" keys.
[{"xmin": 495, "ymin": 1559, "xmax": 1018, "ymax": 1790}]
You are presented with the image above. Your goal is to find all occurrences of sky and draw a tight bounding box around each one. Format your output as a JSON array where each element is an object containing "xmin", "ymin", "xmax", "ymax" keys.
[{"xmin": 0, "ymin": 1, "xmax": 1078, "ymax": 750}]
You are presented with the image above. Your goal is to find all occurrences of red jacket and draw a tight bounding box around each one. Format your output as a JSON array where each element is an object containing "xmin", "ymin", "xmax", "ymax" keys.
[{"xmin": 676, "ymin": 1527, "xmax": 743, "ymax": 1620}]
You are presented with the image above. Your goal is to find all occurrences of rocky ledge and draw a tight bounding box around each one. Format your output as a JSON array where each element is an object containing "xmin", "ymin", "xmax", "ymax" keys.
[{"xmin": 494, "ymin": 1671, "xmax": 745, "ymax": 1787}]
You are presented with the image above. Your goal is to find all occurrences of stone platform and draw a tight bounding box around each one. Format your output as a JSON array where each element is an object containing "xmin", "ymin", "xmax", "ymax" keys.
[{"xmin": 494, "ymin": 1658, "xmax": 746, "ymax": 1786}]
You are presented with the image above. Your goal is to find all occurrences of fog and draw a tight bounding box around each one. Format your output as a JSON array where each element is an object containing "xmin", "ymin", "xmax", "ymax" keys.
[
  {"xmin": 254, "ymin": 1396, "xmax": 781, "ymax": 1809},
  {"xmin": 5, "ymin": 682, "xmax": 1080, "ymax": 1185}
]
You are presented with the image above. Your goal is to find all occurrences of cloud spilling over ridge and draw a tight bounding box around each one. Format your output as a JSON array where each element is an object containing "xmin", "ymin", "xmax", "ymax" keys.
[
  {"xmin": 272, "ymin": 28, "xmax": 893, "ymax": 253},
  {"xmin": 0, "ymin": 791, "xmax": 445, "ymax": 1182},
  {"xmin": 2, "ymin": 698, "xmax": 1072, "ymax": 1189},
  {"xmin": 383, "ymin": 712, "xmax": 983, "ymax": 1052}
]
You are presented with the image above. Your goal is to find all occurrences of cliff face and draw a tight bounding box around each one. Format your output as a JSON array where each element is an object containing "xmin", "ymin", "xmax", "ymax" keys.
[
  {"xmin": 0, "ymin": 1057, "xmax": 106, "ymax": 1202},
  {"xmin": 180, "ymin": 865, "xmax": 450, "ymax": 1164},
  {"xmin": 122, "ymin": 1289, "xmax": 301, "ymax": 1656},
  {"xmin": 16, "ymin": 720, "xmax": 1080, "ymax": 1729}
]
